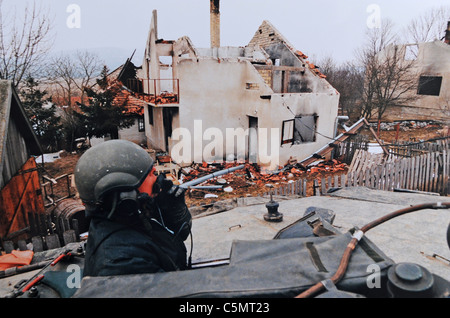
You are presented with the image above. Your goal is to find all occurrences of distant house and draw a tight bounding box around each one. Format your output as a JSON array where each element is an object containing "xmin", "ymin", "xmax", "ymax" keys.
[
  {"xmin": 87, "ymin": 61, "xmax": 147, "ymax": 147},
  {"xmin": 0, "ymin": 80, "xmax": 45, "ymax": 242},
  {"xmin": 377, "ymin": 22, "xmax": 450, "ymax": 122},
  {"xmin": 117, "ymin": 4, "xmax": 340, "ymax": 169}
]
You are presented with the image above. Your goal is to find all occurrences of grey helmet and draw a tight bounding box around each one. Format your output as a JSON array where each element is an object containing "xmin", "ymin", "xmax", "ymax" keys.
[{"xmin": 74, "ymin": 140, "xmax": 154, "ymax": 212}]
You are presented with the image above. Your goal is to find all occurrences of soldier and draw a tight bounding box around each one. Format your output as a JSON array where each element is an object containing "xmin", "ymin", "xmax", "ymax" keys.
[{"xmin": 74, "ymin": 140, "xmax": 192, "ymax": 276}]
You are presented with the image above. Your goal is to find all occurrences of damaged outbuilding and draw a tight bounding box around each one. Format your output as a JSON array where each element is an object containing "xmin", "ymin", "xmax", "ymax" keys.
[{"xmin": 376, "ymin": 22, "xmax": 450, "ymax": 122}]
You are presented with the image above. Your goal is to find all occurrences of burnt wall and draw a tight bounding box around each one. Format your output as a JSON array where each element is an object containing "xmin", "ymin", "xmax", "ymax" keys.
[{"xmin": 264, "ymin": 43, "xmax": 312, "ymax": 93}]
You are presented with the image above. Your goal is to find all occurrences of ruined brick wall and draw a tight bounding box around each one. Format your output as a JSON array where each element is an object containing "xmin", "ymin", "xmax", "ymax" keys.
[
  {"xmin": 248, "ymin": 20, "xmax": 290, "ymax": 49},
  {"xmin": 257, "ymin": 69, "xmax": 272, "ymax": 87}
]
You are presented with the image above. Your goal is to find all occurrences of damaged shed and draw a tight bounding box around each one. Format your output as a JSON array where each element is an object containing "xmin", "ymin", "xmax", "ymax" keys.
[{"xmin": 0, "ymin": 80, "xmax": 45, "ymax": 243}]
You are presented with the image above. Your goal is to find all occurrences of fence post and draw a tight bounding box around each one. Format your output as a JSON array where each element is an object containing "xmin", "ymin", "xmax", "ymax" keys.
[
  {"xmin": 443, "ymin": 150, "xmax": 448, "ymax": 195},
  {"xmin": 314, "ymin": 179, "xmax": 320, "ymax": 196}
]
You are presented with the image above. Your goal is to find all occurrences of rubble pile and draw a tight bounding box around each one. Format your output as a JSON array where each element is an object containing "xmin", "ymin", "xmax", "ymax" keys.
[
  {"xmin": 180, "ymin": 159, "xmax": 348, "ymax": 204},
  {"xmin": 117, "ymin": 86, "xmax": 178, "ymax": 109},
  {"xmin": 152, "ymin": 93, "xmax": 178, "ymax": 104},
  {"xmin": 369, "ymin": 121, "xmax": 440, "ymax": 132},
  {"xmin": 131, "ymin": 91, "xmax": 178, "ymax": 105}
]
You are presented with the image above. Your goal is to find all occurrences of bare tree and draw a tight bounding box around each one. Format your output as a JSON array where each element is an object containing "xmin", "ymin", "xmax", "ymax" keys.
[
  {"xmin": 0, "ymin": 0, "xmax": 53, "ymax": 87},
  {"xmin": 73, "ymin": 50, "xmax": 104, "ymax": 103},
  {"xmin": 405, "ymin": 6, "xmax": 450, "ymax": 43},
  {"xmin": 46, "ymin": 51, "xmax": 104, "ymax": 151},
  {"xmin": 357, "ymin": 20, "xmax": 417, "ymax": 121},
  {"xmin": 47, "ymin": 53, "xmax": 79, "ymax": 107},
  {"xmin": 47, "ymin": 51, "xmax": 104, "ymax": 107},
  {"xmin": 315, "ymin": 56, "xmax": 364, "ymax": 120}
]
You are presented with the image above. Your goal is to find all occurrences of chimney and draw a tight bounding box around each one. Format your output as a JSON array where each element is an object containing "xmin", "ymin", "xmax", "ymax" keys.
[
  {"xmin": 445, "ymin": 21, "xmax": 450, "ymax": 45},
  {"xmin": 210, "ymin": 0, "xmax": 220, "ymax": 48}
]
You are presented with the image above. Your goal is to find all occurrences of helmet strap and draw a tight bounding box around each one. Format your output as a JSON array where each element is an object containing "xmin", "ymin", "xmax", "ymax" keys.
[{"xmin": 106, "ymin": 192, "xmax": 119, "ymax": 219}]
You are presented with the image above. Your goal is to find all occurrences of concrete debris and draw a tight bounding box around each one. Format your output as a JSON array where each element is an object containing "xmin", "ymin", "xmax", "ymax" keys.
[{"xmin": 223, "ymin": 186, "xmax": 233, "ymax": 192}]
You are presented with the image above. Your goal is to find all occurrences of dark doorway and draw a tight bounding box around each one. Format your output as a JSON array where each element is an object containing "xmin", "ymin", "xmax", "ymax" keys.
[
  {"xmin": 248, "ymin": 116, "xmax": 258, "ymax": 163},
  {"xmin": 163, "ymin": 108, "xmax": 178, "ymax": 151}
]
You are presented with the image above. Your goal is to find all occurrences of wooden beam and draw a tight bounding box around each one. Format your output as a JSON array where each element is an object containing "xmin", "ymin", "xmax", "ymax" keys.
[
  {"xmin": 299, "ymin": 118, "xmax": 366, "ymax": 168},
  {"xmin": 363, "ymin": 118, "xmax": 389, "ymax": 156}
]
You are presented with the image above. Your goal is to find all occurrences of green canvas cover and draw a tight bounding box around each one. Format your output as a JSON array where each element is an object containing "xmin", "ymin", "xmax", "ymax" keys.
[{"xmin": 73, "ymin": 230, "xmax": 394, "ymax": 298}]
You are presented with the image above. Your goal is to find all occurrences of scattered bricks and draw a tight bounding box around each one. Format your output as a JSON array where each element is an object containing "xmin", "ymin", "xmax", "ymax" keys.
[
  {"xmin": 182, "ymin": 158, "xmax": 348, "ymax": 208},
  {"xmin": 295, "ymin": 50, "xmax": 308, "ymax": 59}
]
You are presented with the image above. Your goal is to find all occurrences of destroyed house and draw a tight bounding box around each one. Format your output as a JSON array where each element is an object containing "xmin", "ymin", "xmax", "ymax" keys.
[
  {"xmin": 86, "ymin": 60, "xmax": 148, "ymax": 147},
  {"xmin": 121, "ymin": 7, "xmax": 339, "ymax": 169},
  {"xmin": 0, "ymin": 80, "xmax": 45, "ymax": 242},
  {"xmin": 377, "ymin": 23, "xmax": 450, "ymax": 122}
]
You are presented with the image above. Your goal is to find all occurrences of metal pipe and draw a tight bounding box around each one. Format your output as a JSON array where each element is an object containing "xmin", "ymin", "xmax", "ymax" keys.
[
  {"xmin": 0, "ymin": 260, "xmax": 50, "ymax": 278},
  {"xmin": 180, "ymin": 164, "xmax": 245, "ymax": 189},
  {"xmin": 333, "ymin": 115, "xmax": 349, "ymax": 138},
  {"xmin": 188, "ymin": 185, "xmax": 223, "ymax": 190}
]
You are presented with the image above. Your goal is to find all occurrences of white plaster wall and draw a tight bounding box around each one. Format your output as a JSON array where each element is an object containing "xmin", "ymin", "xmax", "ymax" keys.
[
  {"xmin": 146, "ymin": 106, "xmax": 165, "ymax": 151},
  {"xmin": 408, "ymin": 41, "xmax": 450, "ymax": 111},
  {"xmin": 169, "ymin": 57, "xmax": 339, "ymax": 169},
  {"xmin": 117, "ymin": 118, "xmax": 147, "ymax": 146},
  {"xmin": 271, "ymin": 93, "xmax": 340, "ymax": 165},
  {"xmin": 173, "ymin": 58, "xmax": 271, "ymax": 164},
  {"xmin": 380, "ymin": 41, "xmax": 450, "ymax": 121}
]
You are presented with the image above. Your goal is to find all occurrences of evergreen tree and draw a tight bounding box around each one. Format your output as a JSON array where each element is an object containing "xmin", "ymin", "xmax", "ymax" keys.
[
  {"xmin": 77, "ymin": 66, "xmax": 135, "ymax": 140},
  {"xmin": 20, "ymin": 77, "xmax": 62, "ymax": 152}
]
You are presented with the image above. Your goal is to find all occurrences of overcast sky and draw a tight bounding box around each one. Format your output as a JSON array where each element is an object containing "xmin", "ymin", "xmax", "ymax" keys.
[{"xmin": 3, "ymin": 0, "xmax": 450, "ymax": 67}]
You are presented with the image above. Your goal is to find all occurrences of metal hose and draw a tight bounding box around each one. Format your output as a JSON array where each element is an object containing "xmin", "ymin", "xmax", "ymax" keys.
[{"xmin": 295, "ymin": 202, "xmax": 450, "ymax": 298}]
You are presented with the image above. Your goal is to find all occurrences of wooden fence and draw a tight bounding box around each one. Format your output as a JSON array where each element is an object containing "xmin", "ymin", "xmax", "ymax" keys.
[
  {"xmin": 320, "ymin": 149, "xmax": 450, "ymax": 195},
  {"xmin": 334, "ymin": 135, "xmax": 369, "ymax": 164},
  {"xmin": 268, "ymin": 148, "xmax": 450, "ymax": 197},
  {"xmin": 388, "ymin": 136, "xmax": 450, "ymax": 157},
  {"xmin": 263, "ymin": 178, "xmax": 308, "ymax": 197}
]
